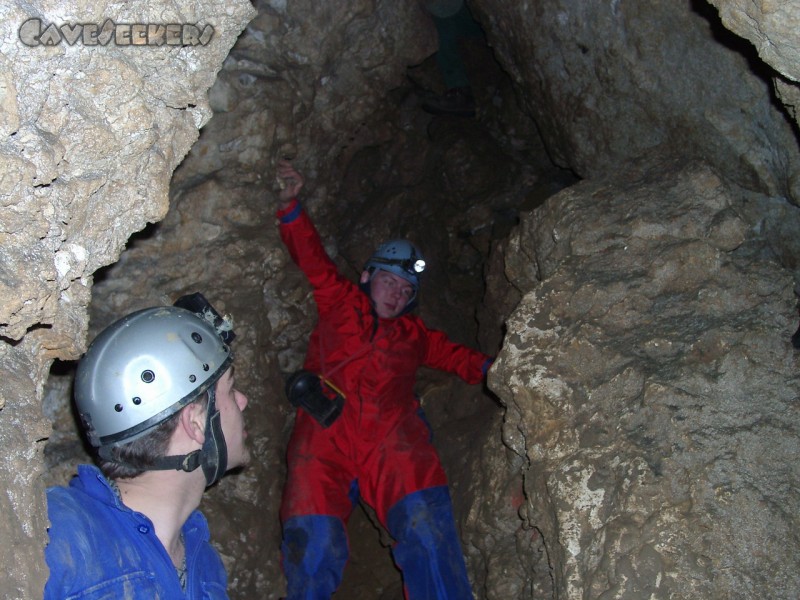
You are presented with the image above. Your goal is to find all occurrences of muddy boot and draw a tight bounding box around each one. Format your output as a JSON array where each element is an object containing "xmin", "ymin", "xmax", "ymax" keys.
[{"xmin": 421, "ymin": 87, "xmax": 476, "ymax": 118}]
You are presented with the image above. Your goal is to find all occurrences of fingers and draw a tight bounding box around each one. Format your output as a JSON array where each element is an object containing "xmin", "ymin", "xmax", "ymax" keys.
[
  {"xmin": 276, "ymin": 160, "xmax": 304, "ymax": 201},
  {"xmin": 277, "ymin": 161, "xmax": 302, "ymax": 182}
]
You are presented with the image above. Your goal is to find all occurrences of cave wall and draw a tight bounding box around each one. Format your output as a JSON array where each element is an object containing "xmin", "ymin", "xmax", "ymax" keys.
[
  {"xmin": 706, "ymin": 0, "xmax": 800, "ymax": 188},
  {"xmin": 491, "ymin": 156, "xmax": 800, "ymax": 598},
  {"xmin": 0, "ymin": 1, "xmax": 255, "ymax": 597},
  {"xmin": 471, "ymin": 0, "xmax": 800, "ymax": 202},
  {"xmin": 41, "ymin": 2, "xmax": 440, "ymax": 598},
  {"xmin": 475, "ymin": 0, "xmax": 800, "ymax": 598},
  {"xmin": 5, "ymin": 0, "xmax": 800, "ymax": 599}
]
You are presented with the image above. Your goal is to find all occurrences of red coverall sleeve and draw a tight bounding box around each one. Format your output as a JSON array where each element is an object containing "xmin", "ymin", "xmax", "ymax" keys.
[
  {"xmin": 277, "ymin": 198, "xmax": 353, "ymax": 312},
  {"xmin": 421, "ymin": 324, "xmax": 494, "ymax": 385}
]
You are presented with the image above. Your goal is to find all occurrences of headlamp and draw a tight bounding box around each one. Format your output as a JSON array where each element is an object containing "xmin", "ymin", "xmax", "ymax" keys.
[
  {"xmin": 371, "ymin": 256, "xmax": 426, "ymax": 275},
  {"xmin": 174, "ymin": 292, "xmax": 236, "ymax": 344}
]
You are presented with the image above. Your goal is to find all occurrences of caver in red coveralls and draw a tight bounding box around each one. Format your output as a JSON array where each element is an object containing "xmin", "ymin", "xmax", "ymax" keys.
[{"xmin": 277, "ymin": 198, "xmax": 493, "ymax": 599}]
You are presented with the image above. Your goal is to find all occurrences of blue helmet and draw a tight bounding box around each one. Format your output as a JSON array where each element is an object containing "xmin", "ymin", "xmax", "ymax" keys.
[{"xmin": 364, "ymin": 239, "xmax": 426, "ymax": 294}]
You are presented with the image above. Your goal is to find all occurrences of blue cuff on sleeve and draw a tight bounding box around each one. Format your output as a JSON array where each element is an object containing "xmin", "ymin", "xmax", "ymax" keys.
[
  {"xmin": 481, "ymin": 358, "xmax": 494, "ymax": 377},
  {"xmin": 279, "ymin": 199, "xmax": 302, "ymax": 224}
]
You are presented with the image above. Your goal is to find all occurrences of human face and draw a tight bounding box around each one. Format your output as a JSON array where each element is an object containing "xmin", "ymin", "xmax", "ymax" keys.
[
  {"xmin": 368, "ymin": 270, "xmax": 414, "ymax": 319},
  {"xmin": 213, "ymin": 366, "xmax": 250, "ymax": 469}
]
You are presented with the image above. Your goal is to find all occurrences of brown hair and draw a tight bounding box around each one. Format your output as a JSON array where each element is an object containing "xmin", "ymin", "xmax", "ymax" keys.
[{"xmin": 98, "ymin": 393, "xmax": 208, "ymax": 480}]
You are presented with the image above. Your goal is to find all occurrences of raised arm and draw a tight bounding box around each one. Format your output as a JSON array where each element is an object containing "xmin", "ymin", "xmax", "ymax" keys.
[
  {"xmin": 277, "ymin": 159, "xmax": 304, "ymax": 209},
  {"xmin": 274, "ymin": 161, "xmax": 356, "ymax": 312}
]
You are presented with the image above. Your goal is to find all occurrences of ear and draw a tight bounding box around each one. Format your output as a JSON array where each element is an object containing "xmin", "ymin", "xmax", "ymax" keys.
[
  {"xmin": 360, "ymin": 270, "xmax": 371, "ymax": 284},
  {"xmin": 178, "ymin": 401, "xmax": 206, "ymax": 445}
]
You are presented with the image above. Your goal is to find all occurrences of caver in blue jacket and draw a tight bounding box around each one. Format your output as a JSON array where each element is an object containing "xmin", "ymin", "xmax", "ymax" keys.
[{"xmin": 45, "ymin": 465, "xmax": 228, "ymax": 600}]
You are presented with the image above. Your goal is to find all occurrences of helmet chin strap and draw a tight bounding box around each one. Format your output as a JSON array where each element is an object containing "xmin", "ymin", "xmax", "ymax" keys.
[
  {"xmin": 198, "ymin": 387, "xmax": 228, "ymax": 486},
  {"xmin": 102, "ymin": 388, "xmax": 229, "ymax": 488}
]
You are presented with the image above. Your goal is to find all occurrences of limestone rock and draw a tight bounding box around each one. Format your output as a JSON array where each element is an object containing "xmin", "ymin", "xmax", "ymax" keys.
[
  {"xmin": 14, "ymin": 0, "xmax": 800, "ymax": 598},
  {"xmin": 709, "ymin": 0, "xmax": 800, "ymax": 83},
  {"xmin": 706, "ymin": 0, "xmax": 800, "ymax": 184},
  {"xmin": 490, "ymin": 158, "xmax": 800, "ymax": 598},
  {"xmin": 471, "ymin": 0, "xmax": 800, "ymax": 202},
  {"xmin": 0, "ymin": 1, "xmax": 255, "ymax": 597},
  {"xmin": 57, "ymin": 2, "xmax": 439, "ymax": 597}
]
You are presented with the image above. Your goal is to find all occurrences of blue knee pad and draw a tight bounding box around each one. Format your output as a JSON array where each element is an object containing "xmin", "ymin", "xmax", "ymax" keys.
[
  {"xmin": 281, "ymin": 515, "xmax": 348, "ymax": 600},
  {"xmin": 387, "ymin": 486, "xmax": 473, "ymax": 599}
]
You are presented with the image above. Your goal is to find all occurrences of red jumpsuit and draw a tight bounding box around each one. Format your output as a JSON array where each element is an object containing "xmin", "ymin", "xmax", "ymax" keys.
[{"xmin": 277, "ymin": 199, "xmax": 492, "ymax": 599}]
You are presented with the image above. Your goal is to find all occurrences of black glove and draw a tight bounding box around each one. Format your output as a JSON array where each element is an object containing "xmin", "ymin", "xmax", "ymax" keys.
[{"xmin": 285, "ymin": 370, "xmax": 344, "ymax": 428}]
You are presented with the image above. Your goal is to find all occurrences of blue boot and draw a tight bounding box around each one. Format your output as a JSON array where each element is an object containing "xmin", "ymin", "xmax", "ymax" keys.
[
  {"xmin": 281, "ymin": 515, "xmax": 349, "ymax": 600},
  {"xmin": 387, "ymin": 486, "xmax": 473, "ymax": 599}
]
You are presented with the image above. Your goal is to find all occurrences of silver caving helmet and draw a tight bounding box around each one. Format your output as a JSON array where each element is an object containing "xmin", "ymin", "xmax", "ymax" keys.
[{"xmin": 75, "ymin": 297, "xmax": 234, "ymax": 485}]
